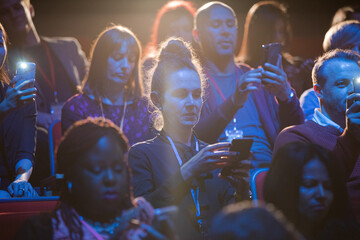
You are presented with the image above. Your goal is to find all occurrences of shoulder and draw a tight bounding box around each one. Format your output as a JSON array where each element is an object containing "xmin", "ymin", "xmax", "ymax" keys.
[
  {"xmin": 235, "ymin": 62, "xmax": 252, "ymax": 74},
  {"xmin": 41, "ymin": 36, "xmax": 82, "ymax": 48},
  {"xmin": 63, "ymin": 94, "xmax": 95, "ymax": 111}
]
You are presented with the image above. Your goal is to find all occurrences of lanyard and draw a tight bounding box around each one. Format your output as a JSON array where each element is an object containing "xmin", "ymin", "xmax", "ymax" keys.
[
  {"xmin": 99, "ymin": 98, "xmax": 127, "ymax": 132},
  {"xmin": 166, "ymin": 135, "xmax": 202, "ymax": 222},
  {"xmin": 25, "ymin": 41, "xmax": 58, "ymax": 103},
  {"xmin": 73, "ymin": 210, "xmax": 105, "ymax": 240},
  {"xmin": 205, "ymin": 67, "xmax": 240, "ymax": 102}
]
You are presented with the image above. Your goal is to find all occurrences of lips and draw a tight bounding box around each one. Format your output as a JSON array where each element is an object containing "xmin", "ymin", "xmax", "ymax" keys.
[
  {"xmin": 311, "ymin": 204, "xmax": 327, "ymax": 212},
  {"xmin": 102, "ymin": 191, "xmax": 119, "ymax": 201},
  {"xmin": 218, "ymin": 40, "xmax": 233, "ymax": 47}
]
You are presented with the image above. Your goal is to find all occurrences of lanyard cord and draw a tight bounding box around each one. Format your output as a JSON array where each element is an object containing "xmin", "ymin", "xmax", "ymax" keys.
[
  {"xmin": 99, "ymin": 98, "xmax": 127, "ymax": 132},
  {"xmin": 166, "ymin": 135, "xmax": 201, "ymax": 221},
  {"xmin": 205, "ymin": 67, "xmax": 240, "ymax": 102}
]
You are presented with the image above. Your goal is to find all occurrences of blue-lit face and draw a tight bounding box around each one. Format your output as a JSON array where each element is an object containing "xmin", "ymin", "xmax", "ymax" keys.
[
  {"xmin": 298, "ymin": 158, "xmax": 333, "ymax": 225},
  {"xmin": 106, "ymin": 42, "xmax": 137, "ymax": 86},
  {"xmin": 168, "ymin": 16, "xmax": 193, "ymax": 44},
  {"xmin": 318, "ymin": 59, "xmax": 360, "ymax": 117},
  {"xmin": 161, "ymin": 68, "xmax": 202, "ymax": 130},
  {"xmin": 197, "ymin": 5, "xmax": 237, "ymax": 57},
  {"xmin": 71, "ymin": 135, "xmax": 128, "ymax": 221}
]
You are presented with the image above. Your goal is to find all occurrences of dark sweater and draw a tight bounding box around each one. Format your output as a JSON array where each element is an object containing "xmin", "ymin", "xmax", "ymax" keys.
[{"xmin": 274, "ymin": 120, "xmax": 360, "ymax": 222}]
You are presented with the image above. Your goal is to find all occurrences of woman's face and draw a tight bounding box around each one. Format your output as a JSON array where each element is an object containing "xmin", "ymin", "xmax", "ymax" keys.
[
  {"xmin": 106, "ymin": 41, "xmax": 137, "ymax": 86},
  {"xmin": 271, "ymin": 18, "xmax": 286, "ymax": 45},
  {"xmin": 298, "ymin": 158, "xmax": 334, "ymax": 225},
  {"xmin": 168, "ymin": 16, "xmax": 193, "ymax": 43},
  {"xmin": 0, "ymin": 30, "xmax": 7, "ymax": 67},
  {"xmin": 71, "ymin": 135, "xmax": 129, "ymax": 221},
  {"xmin": 161, "ymin": 67, "xmax": 202, "ymax": 131}
]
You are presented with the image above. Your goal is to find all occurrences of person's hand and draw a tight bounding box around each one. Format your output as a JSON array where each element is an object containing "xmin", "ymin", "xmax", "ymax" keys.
[
  {"xmin": 262, "ymin": 55, "xmax": 292, "ymax": 101},
  {"xmin": 219, "ymin": 160, "xmax": 251, "ymax": 200},
  {"xmin": 180, "ymin": 142, "xmax": 238, "ymax": 181},
  {"xmin": 125, "ymin": 227, "xmax": 148, "ymax": 240},
  {"xmin": 134, "ymin": 197, "xmax": 155, "ymax": 224},
  {"xmin": 346, "ymin": 93, "xmax": 360, "ymax": 142},
  {"xmin": 232, "ymin": 68, "xmax": 262, "ymax": 108},
  {"xmin": 7, "ymin": 179, "xmax": 39, "ymax": 198},
  {"xmin": 0, "ymin": 76, "xmax": 36, "ymax": 113}
]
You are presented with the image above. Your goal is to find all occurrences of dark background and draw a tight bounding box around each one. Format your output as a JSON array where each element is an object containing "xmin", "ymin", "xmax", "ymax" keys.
[{"xmin": 31, "ymin": 0, "xmax": 359, "ymax": 58}]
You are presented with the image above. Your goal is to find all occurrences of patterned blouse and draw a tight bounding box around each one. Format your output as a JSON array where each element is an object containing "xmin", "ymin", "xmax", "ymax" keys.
[{"xmin": 61, "ymin": 93, "xmax": 156, "ymax": 146}]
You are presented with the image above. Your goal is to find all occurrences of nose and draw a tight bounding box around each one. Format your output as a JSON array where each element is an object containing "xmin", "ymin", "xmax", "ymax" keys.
[
  {"xmin": 104, "ymin": 168, "xmax": 116, "ymax": 186},
  {"xmin": 220, "ymin": 24, "xmax": 230, "ymax": 36},
  {"xmin": 185, "ymin": 93, "xmax": 196, "ymax": 107},
  {"xmin": 120, "ymin": 57, "xmax": 130, "ymax": 70},
  {"xmin": 349, "ymin": 80, "xmax": 355, "ymax": 94},
  {"xmin": 315, "ymin": 184, "xmax": 326, "ymax": 201}
]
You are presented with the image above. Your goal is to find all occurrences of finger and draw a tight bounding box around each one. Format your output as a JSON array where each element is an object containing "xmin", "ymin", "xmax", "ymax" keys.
[
  {"xmin": 347, "ymin": 100, "xmax": 360, "ymax": 114},
  {"xmin": 14, "ymin": 79, "xmax": 35, "ymax": 90},
  {"xmin": 261, "ymin": 78, "xmax": 281, "ymax": 87},
  {"xmin": 264, "ymin": 63, "xmax": 283, "ymax": 75},
  {"xmin": 7, "ymin": 184, "xmax": 14, "ymax": 196},
  {"xmin": 18, "ymin": 87, "xmax": 37, "ymax": 95},
  {"xmin": 277, "ymin": 54, "xmax": 283, "ymax": 70},
  {"xmin": 262, "ymin": 70, "xmax": 284, "ymax": 82},
  {"xmin": 206, "ymin": 142, "xmax": 231, "ymax": 151},
  {"xmin": 19, "ymin": 94, "xmax": 36, "ymax": 101}
]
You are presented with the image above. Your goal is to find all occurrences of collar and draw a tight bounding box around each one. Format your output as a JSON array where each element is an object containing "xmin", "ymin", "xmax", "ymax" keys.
[{"xmin": 312, "ymin": 108, "xmax": 344, "ymax": 133}]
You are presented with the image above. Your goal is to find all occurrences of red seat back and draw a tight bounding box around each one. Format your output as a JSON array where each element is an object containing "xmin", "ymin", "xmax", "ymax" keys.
[
  {"xmin": 250, "ymin": 168, "xmax": 268, "ymax": 201},
  {"xmin": 49, "ymin": 120, "xmax": 62, "ymax": 176},
  {"xmin": 0, "ymin": 197, "xmax": 58, "ymax": 240}
]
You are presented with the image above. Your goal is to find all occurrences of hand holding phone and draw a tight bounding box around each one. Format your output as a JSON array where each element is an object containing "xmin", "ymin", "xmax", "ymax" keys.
[
  {"xmin": 14, "ymin": 62, "xmax": 36, "ymax": 89},
  {"xmin": 220, "ymin": 138, "xmax": 253, "ymax": 176},
  {"xmin": 262, "ymin": 42, "xmax": 282, "ymax": 66}
]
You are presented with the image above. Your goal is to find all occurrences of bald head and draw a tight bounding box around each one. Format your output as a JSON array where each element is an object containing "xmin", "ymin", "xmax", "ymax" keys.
[{"xmin": 194, "ymin": 1, "xmax": 237, "ymax": 31}]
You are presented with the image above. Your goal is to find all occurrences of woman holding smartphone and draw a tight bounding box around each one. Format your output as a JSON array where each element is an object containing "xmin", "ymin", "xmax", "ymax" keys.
[
  {"xmin": 128, "ymin": 38, "xmax": 250, "ymax": 240},
  {"xmin": 0, "ymin": 23, "xmax": 38, "ymax": 198}
]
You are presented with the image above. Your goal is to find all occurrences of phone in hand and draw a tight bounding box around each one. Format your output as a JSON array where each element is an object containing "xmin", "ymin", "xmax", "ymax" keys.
[
  {"xmin": 15, "ymin": 62, "xmax": 36, "ymax": 88},
  {"xmin": 262, "ymin": 42, "xmax": 282, "ymax": 66},
  {"xmin": 348, "ymin": 78, "xmax": 360, "ymax": 108},
  {"xmin": 220, "ymin": 138, "xmax": 253, "ymax": 176}
]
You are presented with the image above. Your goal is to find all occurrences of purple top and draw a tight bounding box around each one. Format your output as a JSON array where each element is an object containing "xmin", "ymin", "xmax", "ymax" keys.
[{"xmin": 61, "ymin": 93, "xmax": 156, "ymax": 146}]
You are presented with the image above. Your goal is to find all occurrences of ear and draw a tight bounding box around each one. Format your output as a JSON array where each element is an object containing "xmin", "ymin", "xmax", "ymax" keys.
[
  {"xmin": 313, "ymin": 84, "xmax": 323, "ymax": 100},
  {"xmin": 193, "ymin": 29, "xmax": 200, "ymax": 44},
  {"xmin": 150, "ymin": 91, "xmax": 162, "ymax": 110}
]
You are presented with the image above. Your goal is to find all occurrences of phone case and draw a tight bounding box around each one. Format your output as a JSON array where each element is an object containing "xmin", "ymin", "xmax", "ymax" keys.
[
  {"xmin": 262, "ymin": 42, "xmax": 282, "ymax": 66},
  {"xmin": 16, "ymin": 62, "xmax": 36, "ymax": 88}
]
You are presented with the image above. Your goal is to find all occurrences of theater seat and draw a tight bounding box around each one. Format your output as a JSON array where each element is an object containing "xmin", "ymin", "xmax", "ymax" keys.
[
  {"xmin": 0, "ymin": 197, "xmax": 59, "ymax": 240},
  {"xmin": 250, "ymin": 168, "xmax": 268, "ymax": 202},
  {"xmin": 49, "ymin": 120, "xmax": 62, "ymax": 176}
]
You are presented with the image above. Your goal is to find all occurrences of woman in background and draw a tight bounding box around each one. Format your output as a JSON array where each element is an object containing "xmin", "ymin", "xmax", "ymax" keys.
[
  {"xmin": 237, "ymin": 1, "xmax": 312, "ymax": 96},
  {"xmin": 62, "ymin": 25, "xmax": 155, "ymax": 146},
  {"xmin": 263, "ymin": 142, "xmax": 360, "ymax": 240}
]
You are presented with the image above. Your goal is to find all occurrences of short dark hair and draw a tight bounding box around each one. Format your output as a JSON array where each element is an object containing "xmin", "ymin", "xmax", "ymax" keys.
[
  {"xmin": 211, "ymin": 201, "xmax": 302, "ymax": 240},
  {"xmin": 312, "ymin": 49, "xmax": 360, "ymax": 86},
  {"xmin": 82, "ymin": 25, "xmax": 143, "ymax": 101},
  {"xmin": 264, "ymin": 142, "xmax": 349, "ymax": 231}
]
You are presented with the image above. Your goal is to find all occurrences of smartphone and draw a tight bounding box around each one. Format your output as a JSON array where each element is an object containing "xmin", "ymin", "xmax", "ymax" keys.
[
  {"xmin": 16, "ymin": 62, "xmax": 36, "ymax": 88},
  {"xmin": 262, "ymin": 42, "xmax": 282, "ymax": 66},
  {"xmin": 348, "ymin": 78, "xmax": 360, "ymax": 107},
  {"xmin": 221, "ymin": 138, "xmax": 253, "ymax": 176}
]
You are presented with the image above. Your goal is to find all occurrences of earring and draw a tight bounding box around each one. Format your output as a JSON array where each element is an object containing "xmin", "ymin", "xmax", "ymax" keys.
[
  {"xmin": 67, "ymin": 181, "xmax": 72, "ymax": 194},
  {"xmin": 158, "ymin": 106, "xmax": 162, "ymax": 111}
]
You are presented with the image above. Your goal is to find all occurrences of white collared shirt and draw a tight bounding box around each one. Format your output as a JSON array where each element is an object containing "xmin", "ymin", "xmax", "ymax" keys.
[{"xmin": 312, "ymin": 108, "xmax": 344, "ymax": 133}]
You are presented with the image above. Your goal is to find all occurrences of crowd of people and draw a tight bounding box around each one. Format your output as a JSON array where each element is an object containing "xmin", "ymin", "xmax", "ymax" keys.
[{"xmin": 0, "ymin": 0, "xmax": 360, "ymax": 239}]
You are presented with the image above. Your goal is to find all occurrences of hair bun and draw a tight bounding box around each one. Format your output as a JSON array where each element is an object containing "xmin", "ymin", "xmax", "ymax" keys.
[{"xmin": 158, "ymin": 38, "xmax": 192, "ymax": 61}]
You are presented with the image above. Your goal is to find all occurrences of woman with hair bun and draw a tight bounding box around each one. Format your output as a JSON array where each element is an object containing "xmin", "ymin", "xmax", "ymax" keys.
[{"xmin": 129, "ymin": 38, "xmax": 250, "ymax": 240}]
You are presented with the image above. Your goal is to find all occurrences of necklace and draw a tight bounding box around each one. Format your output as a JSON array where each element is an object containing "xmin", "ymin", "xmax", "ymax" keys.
[
  {"xmin": 98, "ymin": 97, "xmax": 128, "ymax": 132},
  {"xmin": 83, "ymin": 216, "xmax": 121, "ymax": 236}
]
